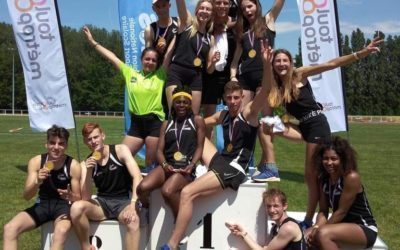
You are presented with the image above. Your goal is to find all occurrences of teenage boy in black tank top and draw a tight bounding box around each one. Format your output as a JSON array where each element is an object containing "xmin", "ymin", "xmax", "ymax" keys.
[
  {"xmin": 227, "ymin": 188, "xmax": 306, "ymax": 250},
  {"xmin": 160, "ymin": 40, "xmax": 274, "ymax": 250},
  {"xmin": 70, "ymin": 122, "xmax": 143, "ymax": 250},
  {"xmin": 3, "ymin": 125, "xmax": 81, "ymax": 250}
]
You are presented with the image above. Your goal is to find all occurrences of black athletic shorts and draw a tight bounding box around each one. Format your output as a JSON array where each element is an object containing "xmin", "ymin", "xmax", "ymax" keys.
[
  {"xmin": 94, "ymin": 196, "xmax": 131, "ymax": 220},
  {"xmin": 202, "ymin": 70, "xmax": 228, "ymax": 104},
  {"xmin": 299, "ymin": 114, "xmax": 331, "ymax": 144},
  {"xmin": 360, "ymin": 225, "xmax": 378, "ymax": 248},
  {"xmin": 166, "ymin": 63, "xmax": 203, "ymax": 91},
  {"xmin": 127, "ymin": 113, "xmax": 162, "ymax": 139},
  {"xmin": 208, "ymin": 154, "xmax": 246, "ymax": 191},
  {"xmin": 238, "ymin": 69, "xmax": 263, "ymax": 93},
  {"xmin": 24, "ymin": 198, "xmax": 70, "ymax": 227}
]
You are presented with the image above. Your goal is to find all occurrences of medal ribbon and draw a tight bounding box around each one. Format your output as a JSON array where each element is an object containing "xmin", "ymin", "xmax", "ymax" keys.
[
  {"xmin": 156, "ymin": 19, "xmax": 171, "ymax": 40},
  {"xmin": 174, "ymin": 119, "xmax": 188, "ymax": 152},
  {"xmin": 228, "ymin": 117, "xmax": 238, "ymax": 143},
  {"xmin": 248, "ymin": 30, "xmax": 255, "ymax": 51},
  {"xmin": 195, "ymin": 33, "xmax": 204, "ymax": 58}
]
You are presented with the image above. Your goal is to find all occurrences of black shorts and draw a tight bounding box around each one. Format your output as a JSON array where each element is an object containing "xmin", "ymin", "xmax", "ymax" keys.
[
  {"xmin": 202, "ymin": 71, "xmax": 228, "ymax": 104},
  {"xmin": 238, "ymin": 70, "xmax": 263, "ymax": 92},
  {"xmin": 94, "ymin": 196, "xmax": 131, "ymax": 220},
  {"xmin": 208, "ymin": 154, "xmax": 246, "ymax": 191},
  {"xmin": 360, "ymin": 225, "xmax": 378, "ymax": 248},
  {"xmin": 24, "ymin": 198, "xmax": 70, "ymax": 227},
  {"xmin": 166, "ymin": 63, "xmax": 203, "ymax": 91},
  {"xmin": 299, "ymin": 114, "xmax": 331, "ymax": 144},
  {"xmin": 127, "ymin": 113, "xmax": 162, "ymax": 139}
]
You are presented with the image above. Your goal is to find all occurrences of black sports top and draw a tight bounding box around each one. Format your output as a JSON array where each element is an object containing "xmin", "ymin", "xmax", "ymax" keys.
[
  {"xmin": 270, "ymin": 217, "xmax": 307, "ymax": 250},
  {"xmin": 285, "ymin": 83, "xmax": 322, "ymax": 121}
]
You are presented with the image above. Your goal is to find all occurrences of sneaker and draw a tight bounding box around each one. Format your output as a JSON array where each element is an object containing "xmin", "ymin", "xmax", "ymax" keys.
[
  {"xmin": 299, "ymin": 220, "xmax": 312, "ymax": 231},
  {"xmin": 179, "ymin": 235, "xmax": 189, "ymax": 245},
  {"xmin": 251, "ymin": 163, "xmax": 280, "ymax": 182},
  {"xmin": 160, "ymin": 244, "xmax": 179, "ymax": 250},
  {"xmin": 141, "ymin": 163, "xmax": 157, "ymax": 176},
  {"xmin": 139, "ymin": 206, "xmax": 149, "ymax": 228}
]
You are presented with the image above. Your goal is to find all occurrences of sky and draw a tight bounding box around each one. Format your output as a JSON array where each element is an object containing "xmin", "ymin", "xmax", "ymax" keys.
[{"xmin": 1, "ymin": 0, "xmax": 400, "ymax": 55}]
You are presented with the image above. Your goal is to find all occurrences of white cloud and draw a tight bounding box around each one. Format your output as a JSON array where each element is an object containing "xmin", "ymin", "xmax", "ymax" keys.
[
  {"xmin": 340, "ymin": 20, "xmax": 400, "ymax": 35},
  {"xmin": 276, "ymin": 21, "xmax": 300, "ymax": 33}
]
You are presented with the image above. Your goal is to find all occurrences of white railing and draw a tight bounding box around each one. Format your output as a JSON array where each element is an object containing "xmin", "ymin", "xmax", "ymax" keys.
[{"xmin": 0, "ymin": 109, "xmax": 124, "ymax": 117}]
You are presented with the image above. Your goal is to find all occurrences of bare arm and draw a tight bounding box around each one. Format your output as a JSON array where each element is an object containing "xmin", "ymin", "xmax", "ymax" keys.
[
  {"xmin": 57, "ymin": 159, "xmax": 81, "ymax": 202},
  {"xmin": 207, "ymin": 36, "xmax": 220, "ymax": 74},
  {"xmin": 176, "ymin": 0, "xmax": 192, "ymax": 32},
  {"xmin": 267, "ymin": 222, "xmax": 299, "ymax": 250},
  {"xmin": 298, "ymin": 37, "xmax": 383, "ymax": 79},
  {"xmin": 204, "ymin": 110, "xmax": 223, "ymax": 129},
  {"xmin": 226, "ymin": 222, "xmax": 263, "ymax": 250},
  {"xmin": 243, "ymin": 39, "xmax": 273, "ymax": 125},
  {"xmin": 23, "ymin": 155, "xmax": 43, "ymax": 200},
  {"xmin": 156, "ymin": 121, "xmax": 169, "ymax": 165},
  {"xmin": 83, "ymin": 26, "xmax": 124, "ymax": 71},
  {"xmin": 265, "ymin": 0, "xmax": 285, "ymax": 31},
  {"xmin": 144, "ymin": 25, "xmax": 154, "ymax": 48},
  {"xmin": 80, "ymin": 160, "xmax": 94, "ymax": 201},
  {"xmin": 161, "ymin": 35, "xmax": 176, "ymax": 70}
]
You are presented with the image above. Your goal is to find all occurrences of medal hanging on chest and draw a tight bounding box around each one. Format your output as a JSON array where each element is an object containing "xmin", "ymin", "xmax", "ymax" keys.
[
  {"xmin": 174, "ymin": 119, "xmax": 187, "ymax": 161},
  {"xmin": 193, "ymin": 33, "xmax": 204, "ymax": 67},
  {"xmin": 226, "ymin": 116, "xmax": 238, "ymax": 153},
  {"xmin": 248, "ymin": 31, "xmax": 256, "ymax": 58},
  {"xmin": 156, "ymin": 19, "xmax": 170, "ymax": 48}
]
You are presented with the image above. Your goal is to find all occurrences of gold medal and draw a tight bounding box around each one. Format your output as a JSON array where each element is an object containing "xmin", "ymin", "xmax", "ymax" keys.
[
  {"xmin": 45, "ymin": 161, "xmax": 54, "ymax": 171},
  {"xmin": 226, "ymin": 143, "xmax": 233, "ymax": 152},
  {"xmin": 193, "ymin": 57, "xmax": 202, "ymax": 67},
  {"xmin": 282, "ymin": 114, "xmax": 290, "ymax": 123},
  {"xmin": 157, "ymin": 36, "xmax": 166, "ymax": 46},
  {"xmin": 248, "ymin": 49, "xmax": 256, "ymax": 58},
  {"xmin": 92, "ymin": 151, "xmax": 102, "ymax": 161},
  {"xmin": 174, "ymin": 151, "xmax": 183, "ymax": 161}
]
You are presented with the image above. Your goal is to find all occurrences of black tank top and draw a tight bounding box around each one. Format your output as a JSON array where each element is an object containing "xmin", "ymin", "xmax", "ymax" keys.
[
  {"xmin": 171, "ymin": 26, "xmax": 211, "ymax": 69},
  {"xmin": 38, "ymin": 154, "xmax": 72, "ymax": 199},
  {"xmin": 285, "ymin": 83, "xmax": 322, "ymax": 121},
  {"xmin": 164, "ymin": 115, "xmax": 197, "ymax": 168},
  {"xmin": 270, "ymin": 217, "xmax": 307, "ymax": 250},
  {"xmin": 150, "ymin": 17, "xmax": 179, "ymax": 47},
  {"xmin": 220, "ymin": 111, "xmax": 258, "ymax": 171},
  {"xmin": 239, "ymin": 26, "xmax": 276, "ymax": 74},
  {"xmin": 91, "ymin": 145, "xmax": 132, "ymax": 198},
  {"xmin": 322, "ymin": 176, "xmax": 377, "ymax": 229}
]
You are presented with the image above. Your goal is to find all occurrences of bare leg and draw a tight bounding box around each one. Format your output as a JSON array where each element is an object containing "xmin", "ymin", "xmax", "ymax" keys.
[
  {"xmin": 316, "ymin": 223, "xmax": 369, "ymax": 250},
  {"xmin": 167, "ymin": 171, "xmax": 222, "ymax": 248},
  {"xmin": 191, "ymin": 91, "xmax": 202, "ymax": 115},
  {"xmin": 122, "ymin": 135, "xmax": 144, "ymax": 156},
  {"xmin": 201, "ymin": 138, "xmax": 218, "ymax": 167},
  {"xmin": 166, "ymin": 85, "xmax": 177, "ymax": 112},
  {"xmin": 137, "ymin": 166, "xmax": 166, "ymax": 208},
  {"xmin": 202, "ymin": 104, "xmax": 216, "ymax": 139},
  {"xmin": 118, "ymin": 205, "xmax": 140, "ymax": 250},
  {"xmin": 51, "ymin": 214, "xmax": 72, "ymax": 250},
  {"xmin": 304, "ymin": 143, "xmax": 319, "ymax": 221},
  {"xmin": 161, "ymin": 173, "xmax": 192, "ymax": 217},
  {"xmin": 70, "ymin": 200, "xmax": 106, "ymax": 250},
  {"xmin": 3, "ymin": 212, "xmax": 36, "ymax": 250},
  {"xmin": 144, "ymin": 136, "xmax": 159, "ymax": 166}
]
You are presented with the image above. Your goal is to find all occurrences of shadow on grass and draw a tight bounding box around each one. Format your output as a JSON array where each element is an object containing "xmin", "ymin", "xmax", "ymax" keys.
[
  {"xmin": 280, "ymin": 170, "xmax": 304, "ymax": 183},
  {"xmin": 16, "ymin": 165, "xmax": 28, "ymax": 172}
]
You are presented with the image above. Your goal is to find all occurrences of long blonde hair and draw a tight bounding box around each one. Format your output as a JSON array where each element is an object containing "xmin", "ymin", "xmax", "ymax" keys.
[
  {"xmin": 236, "ymin": 0, "xmax": 266, "ymax": 40},
  {"xmin": 189, "ymin": 0, "xmax": 214, "ymax": 38},
  {"xmin": 269, "ymin": 49, "xmax": 300, "ymax": 107}
]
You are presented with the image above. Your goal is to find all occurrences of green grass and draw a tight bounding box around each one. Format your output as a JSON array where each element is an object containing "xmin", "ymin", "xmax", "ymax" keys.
[{"xmin": 0, "ymin": 115, "xmax": 399, "ymax": 249}]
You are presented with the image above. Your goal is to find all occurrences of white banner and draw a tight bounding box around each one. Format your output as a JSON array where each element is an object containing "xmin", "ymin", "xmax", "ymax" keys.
[
  {"xmin": 296, "ymin": 0, "xmax": 347, "ymax": 132},
  {"xmin": 7, "ymin": 0, "xmax": 74, "ymax": 132}
]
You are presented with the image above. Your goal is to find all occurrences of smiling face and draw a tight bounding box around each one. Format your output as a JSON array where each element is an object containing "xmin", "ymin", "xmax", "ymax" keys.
[
  {"xmin": 273, "ymin": 52, "xmax": 292, "ymax": 77},
  {"xmin": 240, "ymin": 0, "xmax": 257, "ymax": 23},
  {"xmin": 196, "ymin": 0, "xmax": 213, "ymax": 24},
  {"xmin": 141, "ymin": 50, "xmax": 158, "ymax": 74},
  {"xmin": 214, "ymin": 0, "xmax": 229, "ymax": 18},
  {"xmin": 322, "ymin": 149, "xmax": 343, "ymax": 177},
  {"xmin": 224, "ymin": 89, "xmax": 243, "ymax": 116},
  {"xmin": 46, "ymin": 136, "xmax": 67, "ymax": 161},
  {"xmin": 265, "ymin": 196, "xmax": 287, "ymax": 223},
  {"xmin": 173, "ymin": 95, "xmax": 192, "ymax": 117}
]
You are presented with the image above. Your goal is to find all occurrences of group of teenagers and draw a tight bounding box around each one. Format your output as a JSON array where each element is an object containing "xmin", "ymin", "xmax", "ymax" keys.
[{"xmin": 3, "ymin": 0, "xmax": 383, "ymax": 249}]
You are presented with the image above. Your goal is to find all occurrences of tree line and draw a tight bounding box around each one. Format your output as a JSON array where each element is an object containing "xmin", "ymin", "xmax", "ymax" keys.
[{"xmin": 0, "ymin": 22, "xmax": 399, "ymax": 115}]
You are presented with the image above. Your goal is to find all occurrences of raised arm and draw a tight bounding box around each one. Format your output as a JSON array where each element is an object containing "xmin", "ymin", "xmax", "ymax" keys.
[
  {"xmin": 83, "ymin": 26, "xmax": 124, "ymax": 71},
  {"xmin": 243, "ymin": 39, "xmax": 273, "ymax": 125},
  {"xmin": 80, "ymin": 160, "xmax": 94, "ymax": 201},
  {"xmin": 265, "ymin": 0, "xmax": 285, "ymax": 31},
  {"xmin": 161, "ymin": 35, "xmax": 176, "ymax": 70},
  {"xmin": 176, "ymin": 0, "xmax": 192, "ymax": 32},
  {"xmin": 298, "ymin": 37, "xmax": 383, "ymax": 79},
  {"xmin": 144, "ymin": 25, "xmax": 154, "ymax": 48},
  {"xmin": 207, "ymin": 36, "xmax": 220, "ymax": 74},
  {"xmin": 230, "ymin": 42, "xmax": 242, "ymax": 81}
]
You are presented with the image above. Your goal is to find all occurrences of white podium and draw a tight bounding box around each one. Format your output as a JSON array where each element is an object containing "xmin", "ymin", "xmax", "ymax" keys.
[{"xmin": 148, "ymin": 179, "xmax": 267, "ymax": 250}]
